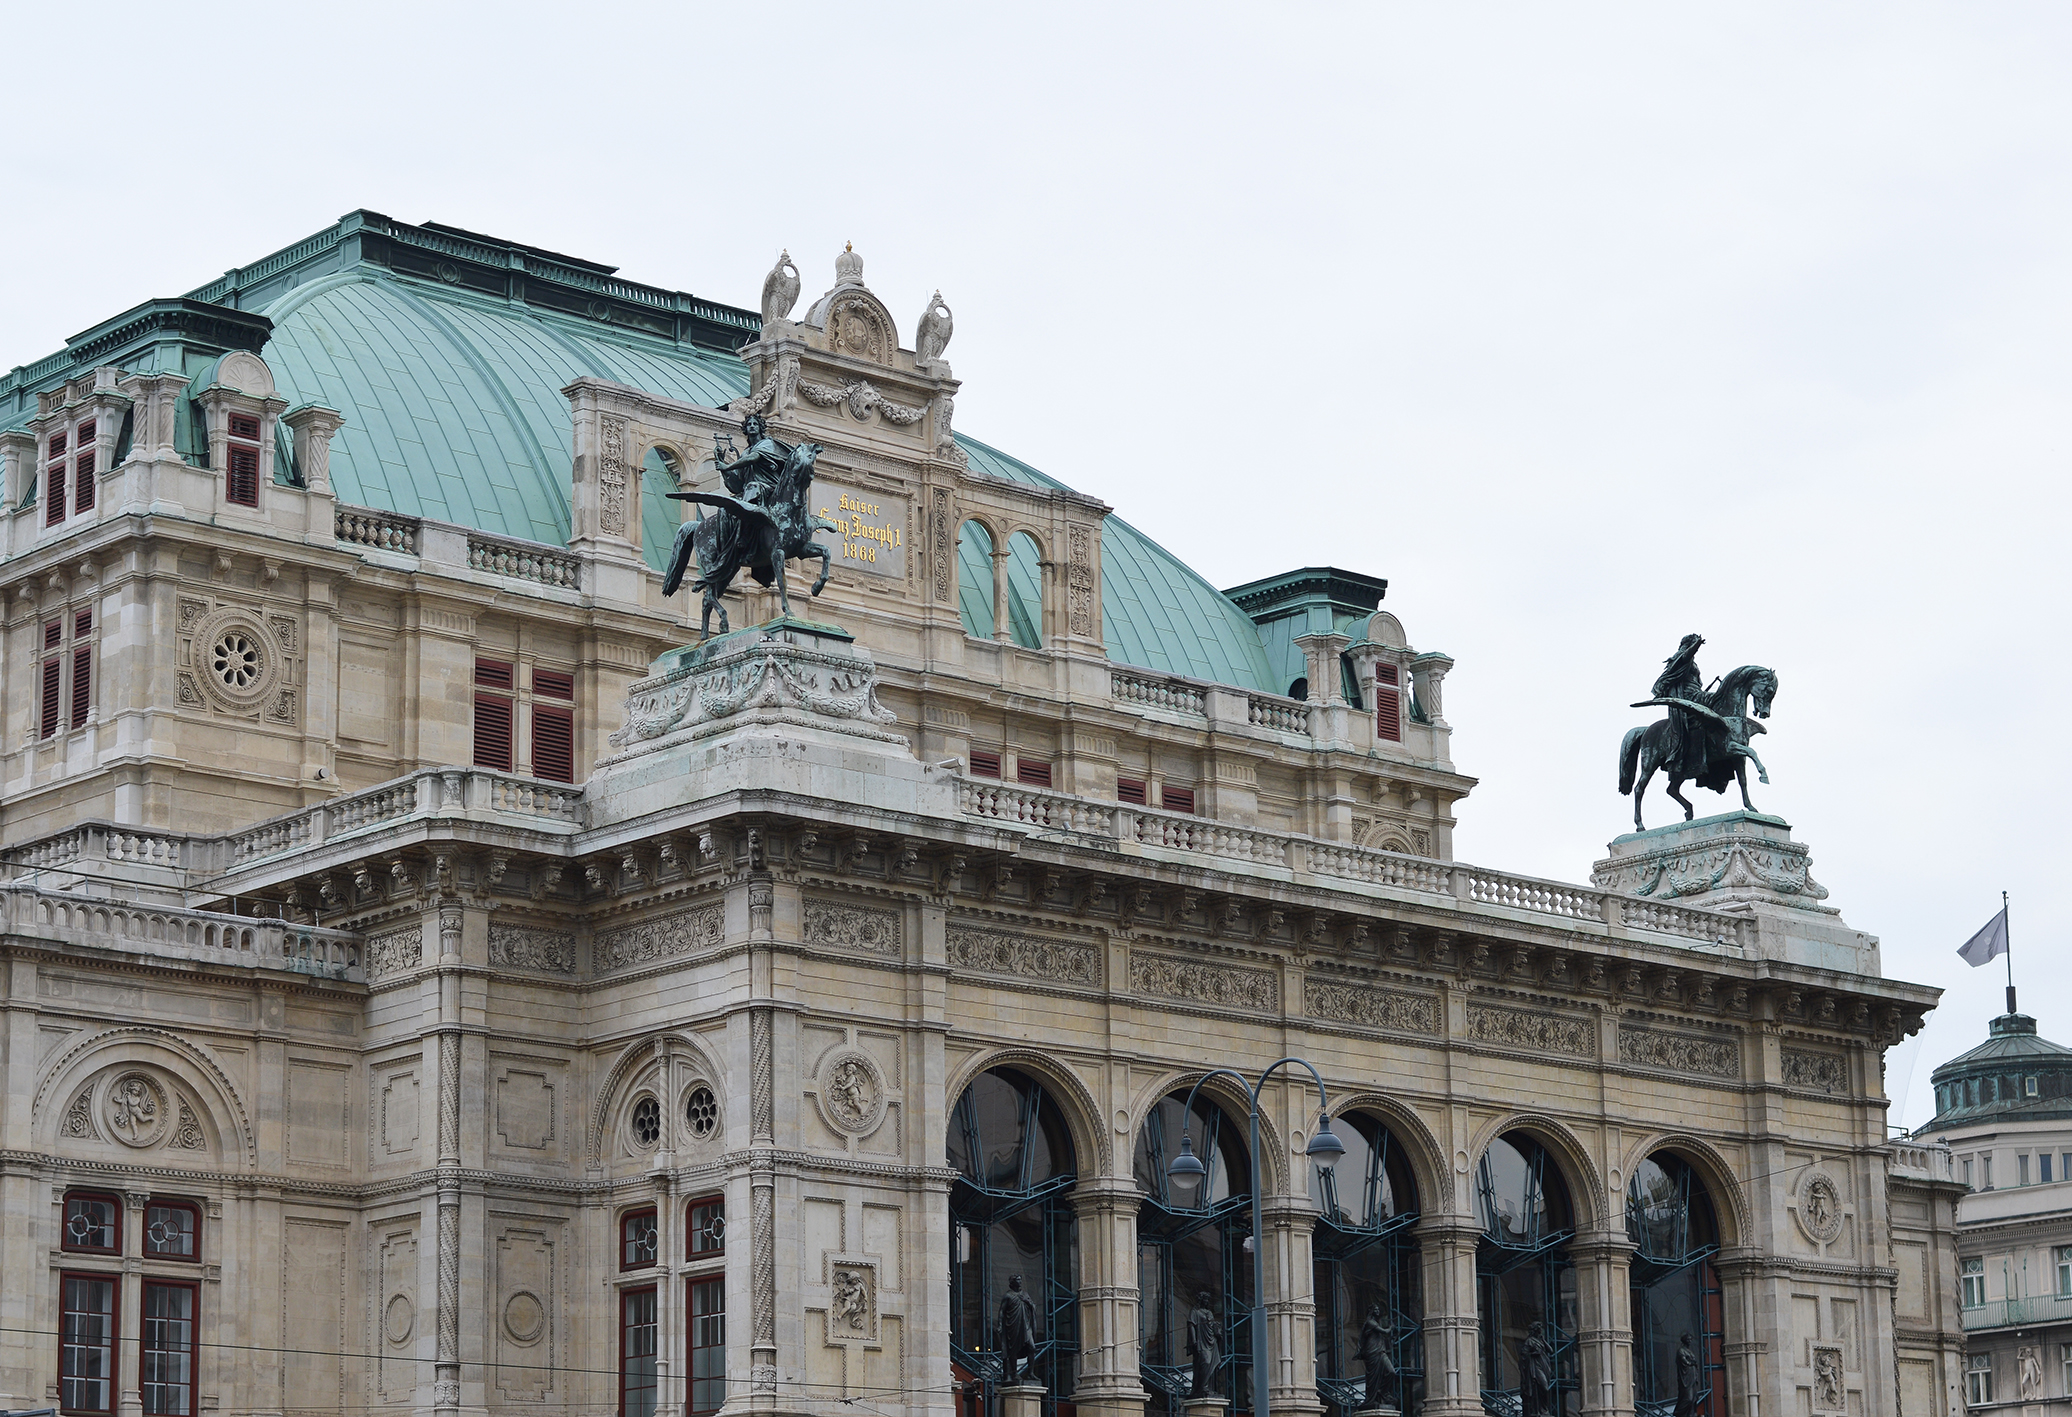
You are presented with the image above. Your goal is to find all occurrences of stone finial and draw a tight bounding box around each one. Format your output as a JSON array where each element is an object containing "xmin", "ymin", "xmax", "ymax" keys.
[{"xmin": 834, "ymin": 242, "xmax": 864, "ymax": 287}]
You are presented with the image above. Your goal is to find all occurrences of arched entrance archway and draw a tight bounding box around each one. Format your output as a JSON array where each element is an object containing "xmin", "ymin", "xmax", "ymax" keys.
[
  {"xmin": 1136, "ymin": 1090, "xmax": 1254, "ymax": 1416},
  {"xmin": 1476, "ymin": 1132, "xmax": 1578, "ymax": 1415},
  {"xmin": 949, "ymin": 1067, "xmax": 1079, "ymax": 1416},
  {"xmin": 1628, "ymin": 1152, "xmax": 1727, "ymax": 1416},
  {"xmin": 1311, "ymin": 1112, "xmax": 1423, "ymax": 1416}
]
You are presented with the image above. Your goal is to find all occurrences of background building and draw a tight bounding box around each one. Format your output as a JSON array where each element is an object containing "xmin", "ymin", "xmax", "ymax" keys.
[
  {"xmin": 0, "ymin": 213, "xmax": 1964, "ymax": 1417},
  {"xmin": 1922, "ymin": 1010, "xmax": 2072, "ymax": 1411}
]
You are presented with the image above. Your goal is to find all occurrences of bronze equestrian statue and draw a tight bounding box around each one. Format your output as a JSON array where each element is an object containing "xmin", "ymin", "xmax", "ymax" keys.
[
  {"xmin": 1619, "ymin": 633, "xmax": 1780, "ymax": 832},
  {"xmin": 662, "ymin": 414, "xmax": 836, "ymax": 640}
]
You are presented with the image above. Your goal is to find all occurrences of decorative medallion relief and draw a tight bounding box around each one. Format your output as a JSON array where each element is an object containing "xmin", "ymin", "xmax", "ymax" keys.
[
  {"xmin": 488, "ymin": 925, "xmax": 576, "ymax": 974},
  {"xmin": 596, "ymin": 903, "xmax": 725, "ymax": 973},
  {"xmin": 1796, "ymin": 1169, "xmax": 1846, "ymax": 1245},
  {"xmin": 1617, "ymin": 1026, "xmax": 1740, "ymax": 1079},
  {"xmin": 56, "ymin": 1069, "xmax": 207, "ymax": 1153},
  {"xmin": 1129, "ymin": 951, "xmax": 1278, "ymax": 1014},
  {"xmin": 1782, "ymin": 1048, "xmax": 1847, "ymax": 1093},
  {"xmin": 368, "ymin": 926, "xmax": 422, "ymax": 980},
  {"xmin": 1462, "ymin": 1003, "xmax": 1594, "ymax": 1057},
  {"xmin": 502, "ymin": 1291, "xmax": 546, "ymax": 1345},
  {"xmin": 803, "ymin": 899, "xmax": 903, "ymax": 958},
  {"xmin": 824, "ymin": 1259, "xmax": 880, "ymax": 1345},
  {"xmin": 1304, "ymin": 979, "xmax": 1440, "ymax": 1035},
  {"xmin": 108, "ymin": 1072, "xmax": 166, "ymax": 1146},
  {"xmin": 384, "ymin": 1294, "xmax": 416, "ymax": 1346},
  {"xmin": 947, "ymin": 925, "xmax": 1100, "ymax": 986},
  {"xmin": 822, "ymin": 292, "xmax": 895, "ymax": 364},
  {"xmin": 814, "ymin": 1049, "xmax": 887, "ymax": 1137},
  {"xmin": 178, "ymin": 600, "xmax": 299, "ymax": 724}
]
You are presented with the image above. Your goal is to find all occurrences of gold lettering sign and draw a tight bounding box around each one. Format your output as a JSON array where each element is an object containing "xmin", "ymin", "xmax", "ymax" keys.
[{"xmin": 813, "ymin": 484, "xmax": 907, "ymax": 579}]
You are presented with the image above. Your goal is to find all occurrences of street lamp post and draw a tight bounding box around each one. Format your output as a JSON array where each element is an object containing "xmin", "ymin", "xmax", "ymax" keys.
[{"xmin": 1165, "ymin": 1057, "xmax": 1345, "ymax": 1417}]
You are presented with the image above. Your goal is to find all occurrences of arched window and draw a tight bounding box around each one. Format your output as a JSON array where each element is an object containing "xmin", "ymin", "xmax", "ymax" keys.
[
  {"xmin": 957, "ymin": 521, "xmax": 996, "ymax": 639},
  {"xmin": 1136, "ymin": 1091, "xmax": 1253, "ymax": 1416},
  {"xmin": 640, "ymin": 446, "xmax": 684, "ymax": 574},
  {"xmin": 949, "ymin": 1068, "xmax": 1078, "ymax": 1416},
  {"xmin": 1628, "ymin": 1153, "xmax": 1727, "ymax": 1416},
  {"xmin": 1476, "ymin": 1133, "xmax": 1578, "ymax": 1415},
  {"xmin": 1311, "ymin": 1113, "xmax": 1423, "ymax": 1416},
  {"xmin": 1005, "ymin": 532, "xmax": 1043, "ymax": 648}
]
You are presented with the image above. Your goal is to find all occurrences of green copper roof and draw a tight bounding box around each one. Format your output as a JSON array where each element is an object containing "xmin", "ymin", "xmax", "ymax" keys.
[{"xmin": 4, "ymin": 212, "xmax": 1286, "ymax": 693}]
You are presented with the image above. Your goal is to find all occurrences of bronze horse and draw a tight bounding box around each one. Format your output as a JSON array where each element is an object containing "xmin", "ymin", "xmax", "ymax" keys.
[
  {"xmin": 662, "ymin": 436, "xmax": 835, "ymax": 640},
  {"xmin": 1618, "ymin": 664, "xmax": 1778, "ymax": 832}
]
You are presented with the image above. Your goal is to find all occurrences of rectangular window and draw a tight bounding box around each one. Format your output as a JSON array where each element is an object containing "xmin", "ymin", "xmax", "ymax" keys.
[
  {"xmin": 688, "ymin": 1196, "xmax": 724, "ymax": 1257},
  {"xmin": 532, "ymin": 705, "xmax": 574, "ymax": 783},
  {"xmin": 2028, "ymin": 1075, "xmax": 2040, "ymax": 1097},
  {"xmin": 533, "ymin": 668, "xmax": 574, "ymax": 700},
  {"xmin": 474, "ymin": 695, "xmax": 514, "ymax": 771},
  {"xmin": 2021, "ymin": 1154, "xmax": 2032, "ymax": 1186},
  {"xmin": 620, "ymin": 1285, "xmax": 658, "ymax": 1417},
  {"xmin": 1016, "ymin": 758, "xmax": 1052, "ymax": 788},
  {"xmin": 621, "ymin": 1207, "xmax": 659, "ymax": 1271},
  {"xmin": 46, "ymin": 618, "xmax": 62, "ymax": 650},
  {"xmin": 1961, "ymin": 1257, "xmax": 1986, "ymax": 1308},
  {"xmin": 1375, "ymin": 661, "xmax": 1401, "ymax": 742},
  {"xmin": 141, "ymin": 1280, "xmax": 197, "ymax": 1417},
  {"xmin": 47, "ymin": 430, "xmax": 68, "ymax": 525},
  {"xmin": 969, "ymin": 749, "xmax": 1000, "ymax": 778},
  {"xmin": 1984, "ymin": 1154, "xmax": 1995, "ymax": 1189},
  {"xmin": 1967, "ymin": 1351, "xmax": 1993, "ymax": 1406},
  {"xmin": 75, "ymin": 609, "xmax": 91, "ymax": 637},
  {"xmin": 2063, "ymin": 1344, "xmax": 2072, "ymax": 1401},
  {"xmin": 60, "ymin": 1272, "xmax": 117, "ymax": 1414},
  {"xmin": 688, "ymin": 1275, "xmax": 726, "ymax": 1417},
  {"xmin": 2045, "ymin": 1154, "xmax": 2055, "ymax": 1185},
  {"xmin": 63, "ymin": 1191, "xmax": 120, "ymax": 1253},
  {"xmin": 71, "ymin": 646, "xmax": 91, "ymax": 729},
  {"xmin": 1116, "ymin": 776, "xmax": 1147, "ymax": 805},
  {"xmin": 475, "ymin": 658, "xmax": 515, "ymax": 690},
  {"xmin": 2058, "ymin": 1246, "xmax": 2072, "ymax": 1296},
  {"xmin": 42, "ymin": 657, "xmax": 63, "ymax": 739},
  {"xmin": 1161, "ymin": 785, "xmax": 1196, "ymax": 815},
  {"xmin": 75, "ymin": 450, "xmax": 96, "ymax": 513},
  {"xmin": 2062, "ymin": 1151, "xmax": 2070, "ymax": 1180},
  {"xmin": 1963, "ymin": 1157, "xmax": 1974, "ymax": 1187},
  {"xmin": 225, "ymin": 414, "xmax": 260, "ymax": 508},
  {"xmin": 144, "ymin": 1202, "xmax": 200, "ymax": 1261}
]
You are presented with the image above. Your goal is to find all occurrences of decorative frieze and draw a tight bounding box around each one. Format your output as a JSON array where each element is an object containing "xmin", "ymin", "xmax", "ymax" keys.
[
  {"xmin": 1782, "ymin": 1047, "xmax": 1847, "ymax": 1093},
  {"xmin": 596, "ymin": 903, "xmax": 725, "ymax": 973},
  {"xmin": 1129, "ymin": 951, "xmax": 1278, "ymax": 1013},
  {"xmin": 1618, "ymin": 1025, "xmax": 1740, "ymax": 1078},
  {"xmin": 1304, "ymin": 979, "xmax": 1441, "ymax": 1035},
  {"xmin": 488, "ymin": 925, "xmax": 576, "ymax": 975},
  {"xmin": 947, "ymin": 925, "xmax": 1101, "ymax": 985},
  {"xmin": 369, "ymin": 926, "xmax": 422, "ymax": 979},
  {"xmin": 1463, "ymin": 1003, "xmax": 1594, "ymax": 1057},
  {"xmin": 802, "ymin": 899, "xmax": 903, "ymax": 957}
]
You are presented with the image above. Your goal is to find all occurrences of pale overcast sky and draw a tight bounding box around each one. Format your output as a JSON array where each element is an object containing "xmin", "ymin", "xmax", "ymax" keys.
[{"xmin": 5, "ymin": 3, "xmax": 2066, "ymax": 1130}]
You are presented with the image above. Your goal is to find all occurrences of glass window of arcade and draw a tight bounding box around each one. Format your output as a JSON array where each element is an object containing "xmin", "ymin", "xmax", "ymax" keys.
[
  {"xmin": 1627, "ymin": 1152, "xmax": 1728, "ymax": 1416},
  {"xmin": 1310, "ymin": 1112, "xmax": 1423, "ymax": 1417},
  {"xmin": 1476, "ymin": 1133, "xmax": 1577, "ymax": 1416},
  {"xmin": 1136, "ymin": 1090, "xmax": 1253, "ymax": 1417}
]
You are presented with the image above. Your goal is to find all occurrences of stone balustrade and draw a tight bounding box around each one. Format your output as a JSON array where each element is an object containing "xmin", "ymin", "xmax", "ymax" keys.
[
  {"xmin": 215, "ymin": 767, "xmax": 583, "ymax": 870},
  {"xmin": 467, "ymin": 533, "xmax": 580, "ymax": 589},
  {"xmin": 1888, "ymin": 1139, "xmax": 1954, "ymax": 1182},
  {"xmin": 4, "ymin": 884, "xmax": 362, "ymax": 981},
  {"xmin": 4, "ymin": 825, "xmax": 195, "ymax": 879},
  {"xmin": 1246, "ymin": 692, "xmax": 1311, "ymax": 733},
  {"xmin": 1109, "ymin": 669, "xmax": 1207, "ymax": 717},
  {"xmin": 335, "ymin": 504, "xmax": 419, "ymax": 553}
]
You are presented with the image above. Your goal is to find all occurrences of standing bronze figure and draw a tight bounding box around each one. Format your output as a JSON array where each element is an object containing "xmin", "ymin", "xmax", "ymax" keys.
[
  {"xmin": 1618, "ymin": 633, "xmax": 1780, "ymax": 831},
  {"xmin": 1357, "ymin": 1300, "xmax": 1397, "ymax": 1411},
  {"xmin": 1518, "ymin": 1322, "xmax": 1555, "ymax": 1417},
  {"xmin": 1186, "ymin": 1291, "xmax": 1221, "ymax": 1399},
  {"xmin": 1673, "ymin": 1332, "xmax": 1700, "ymax": 1416},
  {"xmin": 998, "ymin": 1274, "xmax": 1040, "ymax": 1386},
  {"xmin": 662, "ymin": 414, "xmax": 836, "ymax": 640}
]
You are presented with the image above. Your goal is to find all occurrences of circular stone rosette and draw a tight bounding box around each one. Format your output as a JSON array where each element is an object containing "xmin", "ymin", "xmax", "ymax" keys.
[
  {"xmin": 814, "ymin": 1049, "xmax": 887, "ymax": 1137},
  {"xmin": 190, "ymin": 607, "xmax": 285, "ymax": 713}
]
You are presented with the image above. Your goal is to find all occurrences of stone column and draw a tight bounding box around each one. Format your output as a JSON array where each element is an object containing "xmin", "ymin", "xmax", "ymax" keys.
[
  {"xmin": 1291, "ymin": 632, "xmax": 1351, "ymax": 706},
  {"xmin": 991, "ymin": 546, "xmax": 1011, "ymax": 641},
  {"xmin": 1416, "ymin": 1217, "xmax": 1484, "ymax": 1417},
  {"xmin": 1070, "ymin": 1177, "xmax": 1149, "ymax": 1417},
  {"xmin": 432, "ymin": 903, "xmax": 463, "ymax": 1417},
  {"xmin": 119, "ymin": 1189, "xmax": 150, "ymax": 1417},
  {"xmin": 1569, "ymin": 1232, "xmax": 1635, "ymax": 1417},
  {"xmin": 749, "ymin": 1000, "xmax": 779, "ymax": 1404},
  {"xmin": 282, "ymin": 405, "xmax": 345, "ymax": 497},
  {"xmin": 1259, "ymin": 1193, "xmax": 1326, "ymax": 1417}
]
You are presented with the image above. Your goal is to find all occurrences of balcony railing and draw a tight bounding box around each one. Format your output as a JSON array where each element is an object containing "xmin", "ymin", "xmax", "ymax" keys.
[
  {"xmin": 3, "ymin": 884, "xmax": 362, "ymax": 981},
  {"xmin": 1962, "ymin": 1291, "xmax": 2072, "ymax": 1331},
  {"xmin": 217, "ymin": 767, "xmax": 582, "ymax": 872}
]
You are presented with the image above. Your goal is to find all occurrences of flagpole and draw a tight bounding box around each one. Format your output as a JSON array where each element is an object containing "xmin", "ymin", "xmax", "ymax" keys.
[{"xmin": 2005, "ymin": 890, "xmax": 2016, "ymax": 1016}]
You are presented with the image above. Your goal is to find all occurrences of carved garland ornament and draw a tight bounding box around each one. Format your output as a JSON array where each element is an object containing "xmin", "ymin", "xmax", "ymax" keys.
[
  {"xmin": 1617, "ymin": 1026, "xmax": 1740, "ymax": 1079},
  {"xmin": 1303, "ymin": 979, "xmax": 1441, "ymax": 1034},
  {"xmin": 1128, "ymin": 952, "xmax": 1278, "ymax": 1013},
  {"xmin": 946, "ymin": 925, "xmax": 1101, "ymax": 985},
  {"xmin": 488, "ymin": 924, "xmax": 576, "ymax": 974},
  {"xmin": 802, "ymin": 899, "xmax": 903, "ymax": 957},
  {"xmin": 1462, "ymin": 1003, "xmax": 1594, "ymax": 1056},
  {"xmin": 797, "ymin": 378, "xmax": 926, "ymax": 426},
  {"xmin": 595, "ymin": 903, "xmax": 725, "ymax": 973}
]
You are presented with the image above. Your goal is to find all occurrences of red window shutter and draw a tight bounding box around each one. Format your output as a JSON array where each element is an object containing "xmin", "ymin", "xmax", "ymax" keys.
[
  {"xmin": 1375, "ymin": 662, "xmax": 1401, "ymax": 742},
  {"xmin": 229, "ymin": 414, "xmax": 259, "ymax": 440},
  {"xmin": 969, "ymin": 749, "xmax": 1001, "ymax": 778},
  {"xmin": 46, "ymin": 465, "xmax": 66, "ymax": 524},
  {"xmin": 533, "ymin": 668, "xmax": 574, "ymax": 700},
  {"xmin": 44, "ymin": 620, "xmax": 61, "ymax": 649},
  {"xmin": 49, "ymin": 433, "xmax": 66, "ymax": 459},
  {"xmin": 74, "ymin": 452, "xmax": 95, "ymax": 511},
  {"xmin": 1117, "ymin": 777, "xmax": 1147, "ymax": 805},
  {"xmin": 532, "ymin": 705, "xmax": 574, "ymax": 782},
  {"xmin": 1016, "ymin": 759, "xmax": 1052, "ymax": 788},
  {"xmin": 40, "ymin": 658, "xmax": 61, "ymax": 738},
  {"xmin": 474, "ymin": 695, "xmax": 513, "ymax": 770},
  {"xmin": 74, "ymin": 610, "xmax": 91, "ymax": 637},
  {"xmin": 226, "ymin": 446, "xmax": 259, "ymax": 506},
  {"xmin": 475, "ymin": 659, "xmax": 515, "ymax": 691},
  {"xmin": 76, "ymin": 420, "xmax": 94, "ymax": 443},
  {"xmin": 70, "ymin": 647, "xmax": 90, "ymax": 729},
  {"xmin": 1161, "ymin": 785, "xmax": 1196, "ymax": 815}
]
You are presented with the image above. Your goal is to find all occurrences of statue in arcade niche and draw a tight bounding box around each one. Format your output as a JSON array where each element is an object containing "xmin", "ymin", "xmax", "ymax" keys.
[
  {"xmin": 1519, "ymin": 1322, "xmax": 1555, "ymax": 1417},
  {"xmin": 1357, "ymin": 1300, "xmax": 1398, "ymax": 1411},
  {"xmin": 1186, "ymin": 1290, "xmax": 1221, "ymax": 1399},
  {"xmin": 663, "ymin": 413, "xmax": 839, "ymax": 640},
  {"xmin": 998, "ymin": 1273, "xmax": 1040, "ymax": 1385},
  {"xmin": 1674, "ymin": 1332, "xmax": 1700, "ymax": 1416},
  {"xmin": 1618, "ymin": 632, "xmax": 1781, "ymax": 831}
]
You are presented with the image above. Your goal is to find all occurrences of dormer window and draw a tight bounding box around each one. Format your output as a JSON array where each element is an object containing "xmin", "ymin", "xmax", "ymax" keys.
[{"xmin": 226, "ymin": 414, "xmax": 261, "ymax": 507}]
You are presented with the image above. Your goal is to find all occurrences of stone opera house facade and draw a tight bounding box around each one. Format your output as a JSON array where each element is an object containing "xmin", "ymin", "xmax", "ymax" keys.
[{"xmin": 0, "ymin": 214, "xmax": 1964, "ymax": 1417}]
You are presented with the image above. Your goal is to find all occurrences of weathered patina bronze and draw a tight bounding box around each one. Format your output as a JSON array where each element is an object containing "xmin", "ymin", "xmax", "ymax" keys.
[
  {"xmin": 662, "ymin": 414, "xmax": 837, "ymax": 639},
  {"xmin": 1618, "ymin": 633, "xmax": 1780, "ymax": 831}
]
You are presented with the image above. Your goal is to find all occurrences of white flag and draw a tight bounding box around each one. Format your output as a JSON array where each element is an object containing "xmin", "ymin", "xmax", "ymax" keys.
[{"xmin": 1958, "ymin": 908, "xmax": 2009, "ymax": 968}]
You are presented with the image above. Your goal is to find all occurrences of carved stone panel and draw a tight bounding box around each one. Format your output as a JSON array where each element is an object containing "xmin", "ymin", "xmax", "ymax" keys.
[
  {"xmin": 489, "ymin": 925, "xmax": 576, "ymax": 975},
  {"xmin": 1129, "ymin": 951, "xmax": 1278, "ymax": 1013},
  {"xmin": 494, "ymin": 1064, "xmax": 558, "ymax": 1153},
  {"xmin": 823, "ymin": 1257, "xmax": 880, "ymax": 1346},
  {"xmin": 368, "ymin": 926, "xmax": 422, "ymax": 980},
  {"xmin": 1462, "ymin": 1003, "xmax": 1594, "ymax": 1056},
  {"xmin": 1304, "ymin": 979, "xmax": 1441, "ymax": 1034},
  {"xmin": 946, "ymin": 925, "xmax": 1100, "ymax": 985},
  {"xmin": 494, "ymin": 1225, "xmax": 558, "ymax": 1400},
  {"xmin": 1782, "ymin": 1048, "xmax": 1847, "ymax": 1094},
  {"xmin": 596, "ymin": 903, "xmax": 725, "ymax": 973},
  {"xmin": 814, "ymin": 1049, "xmax": 888, "ymax": 1138},
  {"xmin": 598, "ymin": 415, "xmax": 628, "ymax": 536},
  {"xmin": 803, "ymin": 898, "xmax": 904, "ymax": 958},
  {"xmin": 1617, "ymin": 1026, "xmax": 1740, "ymax": 1079}
]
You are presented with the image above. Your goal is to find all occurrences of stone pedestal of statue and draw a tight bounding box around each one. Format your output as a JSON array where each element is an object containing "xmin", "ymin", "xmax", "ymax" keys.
[
  {"xmin": 1183, "ymin": 1399, "xmax": 1230, "ymax": 1417},
  {"xmin": 1000, "ymin": 1384, "xmax": 1047, "ymax": 1417},
  {"xmin": 1591, "ymin": 809, "xmax": 1879, "ymax": 974},
  {"xmin": 1352, "ymin": 1405, "xmax": 1402, "ymax": 1417}
]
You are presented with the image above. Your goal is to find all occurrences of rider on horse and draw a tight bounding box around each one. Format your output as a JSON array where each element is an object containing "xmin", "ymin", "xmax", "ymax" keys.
[{"xmin": 1652, "ymin": 633, "xmax": 1712, "ymax": 781}]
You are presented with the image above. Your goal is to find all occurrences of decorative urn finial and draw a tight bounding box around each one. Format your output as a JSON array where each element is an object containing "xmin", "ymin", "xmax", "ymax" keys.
[{"xmin": 834, "ymin": 243, "xmax": 864, "ymax": 286}]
